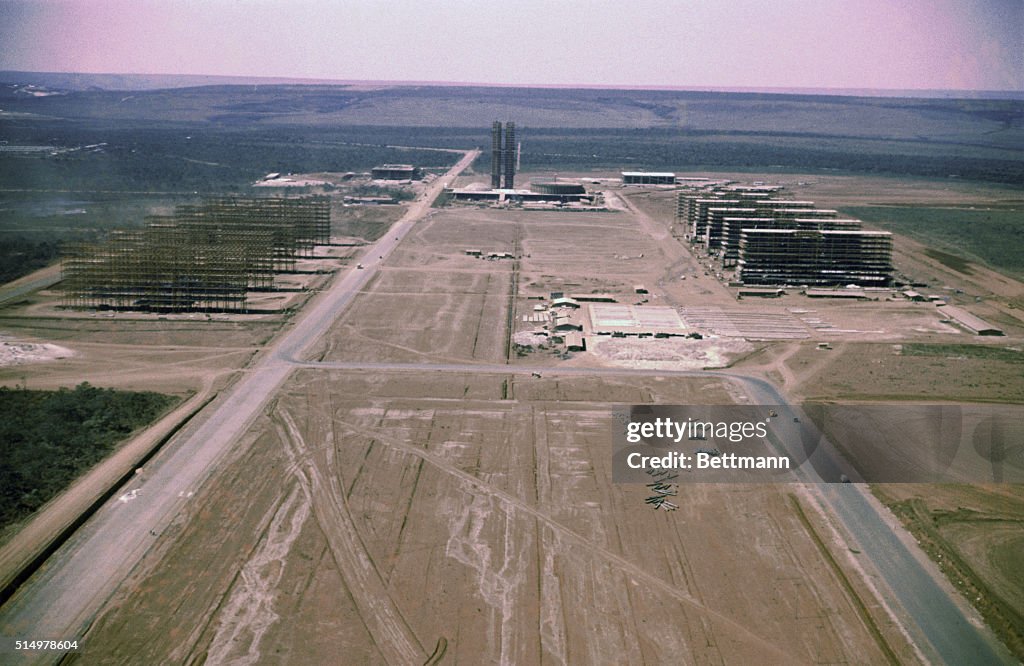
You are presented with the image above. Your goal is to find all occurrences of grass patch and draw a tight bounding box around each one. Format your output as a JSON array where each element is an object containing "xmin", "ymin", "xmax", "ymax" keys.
[
  {"xmin": 901, "ymin": 344, "xmax": 1024, "ymax": 363},
  {"xmin": 0, "ymin": 383, "xmax": 177, "ymax": 529},
  {"xmin": 840, "ymin": 205, "xmax": 1024, "ymax": 277},
  {"xmin": 924, "ymin": 248, "xmax": 974, "ymax": 274}
]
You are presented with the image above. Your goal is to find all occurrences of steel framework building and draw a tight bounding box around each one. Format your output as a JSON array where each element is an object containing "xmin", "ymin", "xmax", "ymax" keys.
[
  {"xmin": 62, "ymin": 196, "xmax": 330, "ymax": 312},
  {"xmin": 622, "ymin": 172, "xmax": 676, "ymax": 185},
  {"xmin": 705, "ymin": 207, "xmax": 757, "ymax": 247},
  {"xmin": 371, "ymin": 164, "xmax": 421, "ymax": 180},
  {"xmin": 491, "ymin": 121, "xmax": 503, "ymax": 188},
  {"xmin": 737, "ymin": 229, "xmax": 893, "ymax": 287},
  {"xmin": 721, "ymin": 218, "xmax": 860, "ymax": 266}
]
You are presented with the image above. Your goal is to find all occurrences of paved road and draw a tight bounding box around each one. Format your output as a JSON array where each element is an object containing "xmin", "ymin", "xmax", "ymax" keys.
[
  {"xmin": 0, "ymin": 149, "xmax": 479, "ymax": 664},
  {"xmin": 0, "ymin": 266, "xmax": 62, "ymax": 306}
]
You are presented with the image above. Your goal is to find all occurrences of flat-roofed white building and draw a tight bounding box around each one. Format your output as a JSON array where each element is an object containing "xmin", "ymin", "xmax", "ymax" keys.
[{"xmin": 589, "ymin": 304, "xmax": 688, "ymax": 336}]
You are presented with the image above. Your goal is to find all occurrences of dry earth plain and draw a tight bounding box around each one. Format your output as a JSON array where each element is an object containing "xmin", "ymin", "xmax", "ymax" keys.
[{"xmin": 63, "ymin": 200, "xmax": 923, "ymax": 663}]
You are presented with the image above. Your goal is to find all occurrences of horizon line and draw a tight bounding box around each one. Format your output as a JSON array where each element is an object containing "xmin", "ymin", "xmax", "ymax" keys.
[{"xmin": 3, "ymin": 69, "xmax": 1022, "ymax": 100}]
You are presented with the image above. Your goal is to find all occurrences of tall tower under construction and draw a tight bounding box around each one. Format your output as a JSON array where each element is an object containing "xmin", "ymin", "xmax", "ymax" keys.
[
  {"xmin": 491, "ymin": 121, "xmax": 502, "ymax": 188},
  {"xmin": 490, "ymin": 120, "xmax": 517, "ymax": 189},
  {"xmin": 503, "ymin": 122, "xmax": 516, "ymax": 189}
]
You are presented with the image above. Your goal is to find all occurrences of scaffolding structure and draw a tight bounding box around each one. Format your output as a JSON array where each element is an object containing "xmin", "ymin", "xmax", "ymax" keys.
[
  {"xmin": 687, "ymin": 198, "xmax": 740, "ymax": 240},
  {"xmin": 61, "ymin": 196, "xmax": 330, "ymax": 312},
  {"xmin": 705, "ymin": 207, "xmax": 758, "ymax": 247},
  {"xmin": 491, "ymin": 121, "xmax": 503, "ymax": 188}
]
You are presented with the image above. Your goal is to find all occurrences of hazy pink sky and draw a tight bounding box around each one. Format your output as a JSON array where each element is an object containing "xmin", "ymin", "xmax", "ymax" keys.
[{"xmin": 1, "ymin": 0, "xmax": 1021, "ymax": 91}]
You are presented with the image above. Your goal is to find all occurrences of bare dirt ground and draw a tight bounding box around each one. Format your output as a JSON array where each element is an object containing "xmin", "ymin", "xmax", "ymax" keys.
[
  {"xmin": 0, "ymin": 201, "xmax": 386, "ymax": 619},
  {"xmin": 0, "ymin": 336, "xmax": 74, "ymax": 367},
  {"xmin": 73, "ymin": 370, "xmax": 915, "ymax": 664},
  {"xmin": 0, "ymin": 309, "xmax": 274, "ymax": 394}
]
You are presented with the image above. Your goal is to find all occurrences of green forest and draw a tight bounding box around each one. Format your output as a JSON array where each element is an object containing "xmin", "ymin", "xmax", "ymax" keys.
[{"xmin": 0, "ymin": 383, "xmax": 177, "ymax": 529}]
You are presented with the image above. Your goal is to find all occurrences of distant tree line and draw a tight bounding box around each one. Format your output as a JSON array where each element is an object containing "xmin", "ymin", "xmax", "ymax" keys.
[{"xmin": 0, "ymin": 236, "xmax": 61, "ymax": 284}]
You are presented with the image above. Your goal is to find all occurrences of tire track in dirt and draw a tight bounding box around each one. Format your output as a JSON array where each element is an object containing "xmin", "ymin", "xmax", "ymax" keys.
[
  {"xmin": 388, "ymin": 458, "xmax": 425, "ymax": 585},
  {"xmin": 532, "ymin": 406, "xmax": 569, "ymax": 665},
  {"xmin": 204, "ymin": 483, "xmax": 310, "ymax": 666},
  {"xmin": 275, "ymin": 407, "xmax": 426, "ymax": 665},
  {"xmin": 329, "ymin": 322, "xmax": 494, "ymax": 365},
  {"xmin": 326, "ymin": 413, "xmax": 799, "ymax": 663}
]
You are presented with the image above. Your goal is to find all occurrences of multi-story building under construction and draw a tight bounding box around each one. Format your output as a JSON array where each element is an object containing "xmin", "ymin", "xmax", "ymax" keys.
[
  {"xmin": 737, "ymin": 229, "xmax": 893, "ymax": 287},
  {"xmin": 675, "ymin": 181, "xmax": 894, "ymax": 286},
  {"xmin": 491, "ymin": 121, "xmax": 517, "ymax": 189}
]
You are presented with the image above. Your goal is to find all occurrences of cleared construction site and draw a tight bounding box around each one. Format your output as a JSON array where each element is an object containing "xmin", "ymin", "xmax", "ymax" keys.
[{"xmin": 60, "ymin": 196, "xmax": 330, "ymax": 312}]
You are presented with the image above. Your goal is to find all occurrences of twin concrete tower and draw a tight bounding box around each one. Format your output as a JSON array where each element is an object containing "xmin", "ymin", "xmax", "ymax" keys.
[{"xmin": 490, "ymin": 121, "xmax": 517, "ymax": 189}]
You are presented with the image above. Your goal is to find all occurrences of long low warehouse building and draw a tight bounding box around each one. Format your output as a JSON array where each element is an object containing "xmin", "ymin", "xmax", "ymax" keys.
[
  {"xmin": 447, "ymin": 188, "xmax": 591, "ymax": 203},
  {"xmin": 938, "ymin": 305, "xmax": 1004, "ymax": 336}
]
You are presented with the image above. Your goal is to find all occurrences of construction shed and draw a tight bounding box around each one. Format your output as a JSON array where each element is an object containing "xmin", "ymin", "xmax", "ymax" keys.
[
  {"xmin": 564, "ymin": 332, "xmax": 586, "ymax": 351},
  {"xmin": 553, "ymin": 314, "xmax": 583, "ymax": 331},
  {"xmin": 570, "ymin": 293, "xmax": 617, "ymax": 303},
  {"xmin": 805, "ymin": 288, "xmax": 867, "ymax": 299},
  {"xmin": 738, "ymin": 287, "xmax": 785, "ymax": 298},
  {"xmin": 939, "ymin": 305, "xmax": 1004, "ymax": 336},
  {"xmin": 551, "ymin": 297, "xmax": 580, "ymax": 309}
]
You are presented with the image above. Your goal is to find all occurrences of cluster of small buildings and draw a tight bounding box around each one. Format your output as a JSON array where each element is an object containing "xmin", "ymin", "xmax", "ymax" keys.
[
  {"xmin": 464, "ymin": 249, "xmax": 514, "ymax": 260},
  {"xmin": 676, "ymin": 183, "xmax": 893, "ymax": 288}
]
